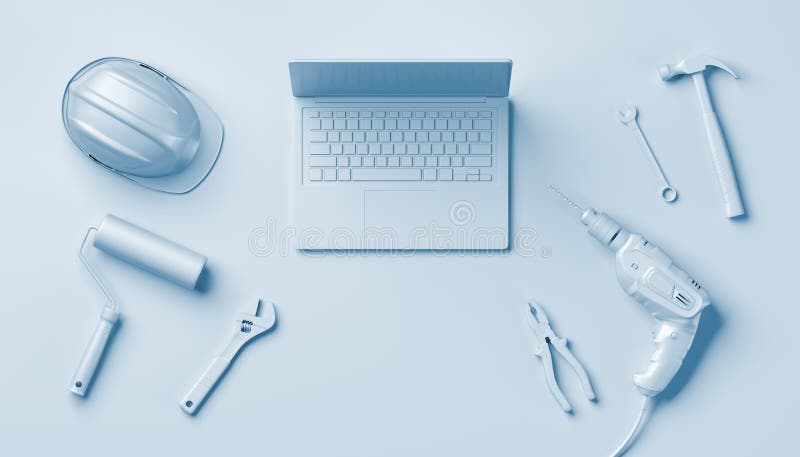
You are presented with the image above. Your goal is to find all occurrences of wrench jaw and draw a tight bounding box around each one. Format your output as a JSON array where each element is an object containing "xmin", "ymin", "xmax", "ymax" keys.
[{"xmin": 236, "ymin": 300, "xmax": 277, "ymax": 335}]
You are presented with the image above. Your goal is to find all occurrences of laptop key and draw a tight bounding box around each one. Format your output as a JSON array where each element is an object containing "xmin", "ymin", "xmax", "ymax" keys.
[
  {"xmin": 309, "ymin": 156, "xmax": 336, "ymax": 167},
  {"xmin": 464, "ymin": 156, "xmax": 491, "ymax": 167},
  {"xmin": 351, "ymin": 168, "xmax": 421, "ymax": 181},
  {"xmin": 439, "ymin": 168, "xmax": 453, "ymax": 181},
  {"xmin": 323, "ymin": 168, "xmax": 337, "ymax": 181},
  {"xmin": 474, "ymin": 119, "xmax": 492, "ymax": 130},
  {"xmin": 309, "ymin": 132, "xmax": 327, "ymax": 142},
  {"xmin": 470, "ymin": 144, "xmax": 491, "ymax": 155},
  {"xmin": 310, "ymin": 169, "xmax": 322, "ymax": 181},
  {"xmin": 309, "ymin": 143, "xmax": 329, "ymax": 155},
  {"xmin": 423, "ymin": 168, "xmax": 437, "ymax": 181},
  {"xmin": 340, "ymin": 168, "xmax": 351, "ymax": 181}
]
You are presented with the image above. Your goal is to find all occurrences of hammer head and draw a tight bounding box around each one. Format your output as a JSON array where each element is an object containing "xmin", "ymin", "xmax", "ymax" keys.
[{"xmin": 659, "ymin": 54, "xmax": 737, "ymax": 81}]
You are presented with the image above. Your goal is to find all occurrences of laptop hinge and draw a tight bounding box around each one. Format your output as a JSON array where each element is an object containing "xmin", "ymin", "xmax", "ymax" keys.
[{"xmin": 314, "ymin": 97, "xmax": 488, "ymax": 104}]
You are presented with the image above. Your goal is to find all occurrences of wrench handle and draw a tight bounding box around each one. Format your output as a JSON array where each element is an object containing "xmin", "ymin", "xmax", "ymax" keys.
[
  {"xmin": 703, "ymin": 112, "xmax": 744, "ymax": 218},
  {"xmin": 69, "ymin": 307, "xmax": 120, "ymax": 396},
  {"xmin": 180, "ymin": 356, "xmax": 232, "ymax": 415}
]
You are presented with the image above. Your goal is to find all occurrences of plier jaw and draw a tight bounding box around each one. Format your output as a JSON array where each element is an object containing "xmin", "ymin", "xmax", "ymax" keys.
[{"xmin": 526, "ymin": 300, "xmax": 596, "ymax": 413}]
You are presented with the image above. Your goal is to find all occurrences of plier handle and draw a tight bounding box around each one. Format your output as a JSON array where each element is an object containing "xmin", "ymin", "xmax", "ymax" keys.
[{"xmin": 526, "ymin": 300, "xmax": 595, "ymax": 412}]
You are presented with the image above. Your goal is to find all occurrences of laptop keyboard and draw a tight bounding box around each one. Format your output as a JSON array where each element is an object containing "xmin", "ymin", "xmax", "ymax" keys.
[{"xmin": 303, "ymin": 108, "xmax": 496, "ymax": 182}]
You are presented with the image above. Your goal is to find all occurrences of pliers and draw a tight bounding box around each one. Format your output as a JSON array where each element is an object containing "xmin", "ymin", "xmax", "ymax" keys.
[
  {"xmin": 526, "ymin": 300, "xmax": 595, "ymax": 412},
  {"xmin": 180, "ymin": 299, "xmax": 277, "ymax": 414}
]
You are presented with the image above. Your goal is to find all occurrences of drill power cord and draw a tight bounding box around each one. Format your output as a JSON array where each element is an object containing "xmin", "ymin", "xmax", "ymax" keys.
[{"xmin": 610, "ymin": 394, "xmax": 655, "ymax": 457}]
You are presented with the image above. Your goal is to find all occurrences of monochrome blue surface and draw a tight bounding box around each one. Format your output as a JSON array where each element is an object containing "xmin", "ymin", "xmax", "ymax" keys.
[{"xmin": 1, "ymin": 0, "xmax": 798, "ymax": 455}]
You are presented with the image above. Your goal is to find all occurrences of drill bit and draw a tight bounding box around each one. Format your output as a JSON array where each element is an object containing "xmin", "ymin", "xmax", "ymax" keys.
[{"xmin": 548, "ymin": 185, "xmax": 584, "ymax": 213}]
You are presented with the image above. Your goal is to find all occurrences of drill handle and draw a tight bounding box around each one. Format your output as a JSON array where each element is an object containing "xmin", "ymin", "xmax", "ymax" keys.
[{"xmin": 633, "ymin": 316, "xmax": 700, "ymax": 396}]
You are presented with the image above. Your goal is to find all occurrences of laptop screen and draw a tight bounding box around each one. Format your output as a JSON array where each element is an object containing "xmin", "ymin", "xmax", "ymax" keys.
[{"xmin": 289, "ymin": 60, "xmax": 512, "ymax": 97}]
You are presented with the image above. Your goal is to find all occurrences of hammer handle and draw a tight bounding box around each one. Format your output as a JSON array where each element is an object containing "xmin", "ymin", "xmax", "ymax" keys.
[{"xmin": 703, "ymin": 112, "xmax": 745, "ymax": 217}]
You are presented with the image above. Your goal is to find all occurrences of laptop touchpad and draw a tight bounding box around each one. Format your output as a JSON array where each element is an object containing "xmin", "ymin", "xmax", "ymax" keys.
[{"xmin": 363, "ymin": 189, "xmax": 453, "ymax": 249}]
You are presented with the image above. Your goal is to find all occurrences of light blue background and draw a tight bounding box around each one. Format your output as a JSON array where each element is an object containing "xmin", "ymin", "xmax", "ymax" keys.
[{"xmin": 1, "ymin": 0, "xmax": 797, "ymax": 455}]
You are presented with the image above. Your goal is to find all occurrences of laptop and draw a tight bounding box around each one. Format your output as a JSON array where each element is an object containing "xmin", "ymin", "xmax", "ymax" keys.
[{"xmin": 289, "ymin": 60, "xmax": 512, "ymax": 250}]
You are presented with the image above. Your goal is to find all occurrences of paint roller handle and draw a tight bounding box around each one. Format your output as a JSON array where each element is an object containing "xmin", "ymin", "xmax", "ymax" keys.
[
  {"xmin": 703, "ymin": 112, "xmax": 744, "ymax": 218},
  {"xmin": 180, "ymin": 356, "xmax": 232, "ymax": 415},
  {"xmin": 69, "ymin": 307, "xmax": 120, "ymax": 396}
]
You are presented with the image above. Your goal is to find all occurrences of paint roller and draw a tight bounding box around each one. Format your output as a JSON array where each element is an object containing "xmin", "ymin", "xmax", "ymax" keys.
[{"xmin": 70, "ymin": 214, "xmax": 207, "ymax": 396}]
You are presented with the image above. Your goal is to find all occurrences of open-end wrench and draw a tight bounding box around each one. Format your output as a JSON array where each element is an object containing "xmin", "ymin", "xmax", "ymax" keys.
[{"xmin": 617, "ymin": 104, "xmax": 678, "ymax": 203}]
